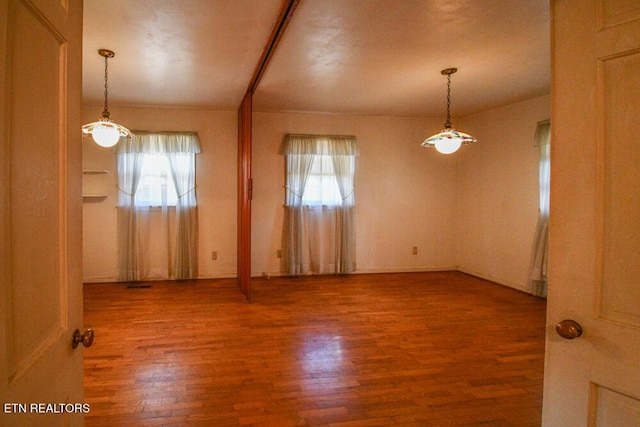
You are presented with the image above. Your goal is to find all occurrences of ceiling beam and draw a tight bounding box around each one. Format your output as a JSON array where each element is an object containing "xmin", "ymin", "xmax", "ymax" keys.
[{"xmin": 246, "ymin": 0, "xmax": 300, "ymax": 95}]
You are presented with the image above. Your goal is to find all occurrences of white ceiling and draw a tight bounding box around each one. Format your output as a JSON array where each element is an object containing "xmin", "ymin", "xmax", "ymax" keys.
[{"xmin": 83, "ymin": 0, "xmax": 550, "ymax": 118}]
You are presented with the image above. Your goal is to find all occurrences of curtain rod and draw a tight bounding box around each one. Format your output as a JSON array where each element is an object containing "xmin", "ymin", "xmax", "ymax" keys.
[
  {"xmin": 132, "ymin": 130, "xmax": 199, "ymax": 136},
  {"xmin": 286, "ymin": 134, "xmax": 357, "ymax": 139}
]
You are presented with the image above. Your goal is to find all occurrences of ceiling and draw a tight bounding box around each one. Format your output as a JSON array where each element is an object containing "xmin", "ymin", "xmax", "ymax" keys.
[{"xmin": 83, "ymin": 0, "xmax": 550, "ymax": 118}]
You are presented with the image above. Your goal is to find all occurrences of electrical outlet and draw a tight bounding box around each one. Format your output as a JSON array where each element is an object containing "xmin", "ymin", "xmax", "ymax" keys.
[
  {"xmin": 211, "ymin": 251, "xmax": 217, "ymax": 260},
  {"xmin": 276, "ymin": 249, "xmax": 282, "ymax": 258},
  {"xmin": 412, "ymin": 246, "xmax": 418, "ymax": 255}
]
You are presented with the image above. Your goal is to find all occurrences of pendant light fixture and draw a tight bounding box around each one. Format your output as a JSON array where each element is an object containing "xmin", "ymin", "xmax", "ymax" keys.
[
  {"xmin": 82, "ymin": 49, "xmax": 134, "ymax": 148},
  {"xmin": 422, "ymin": 68, "xmax": 476, "ymax": 154}
]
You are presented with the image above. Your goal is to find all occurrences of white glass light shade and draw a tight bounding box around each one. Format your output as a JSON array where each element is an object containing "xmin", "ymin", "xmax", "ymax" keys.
[
  {"xmin": 422, "ymin": 128, "xmax": 477, "ymax": 154},
  {"xmin": 435, "ymin": 138, "xmax": 462, "ymax": 154},
  {"xmin": 82, "ymin": 118, "xmax": 134, "ymax": 148},
  {"xmin": 91, "ymin": 121, "xmax": 120, "ymax": 147}
]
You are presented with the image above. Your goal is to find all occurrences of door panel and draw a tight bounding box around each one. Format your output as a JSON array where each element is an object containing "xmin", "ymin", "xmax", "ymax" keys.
[
  {"xmin": 9, "ymin": 0, "xmax": 65, "ymax": 376},
  {"xmin": 544, "ymin": 1, "xmax": 640, "ymax": 425},
  {"xmin": 598, "ymin": 0, "xmax": 640, "ymax": 28},
  {"xmin": 590, "ymin": 385, "xmax": 640, "ymax": 426},
  {"xmin": 599, "ymin": 52, "xmax": 640, "ymax": 328},
  {"xmin": 0, "ymin": 0, "xmax": 84, "ymax": 425},
  {"xmin": 237, "ymin": 92, "xmax": 252, "ymax": 301}
]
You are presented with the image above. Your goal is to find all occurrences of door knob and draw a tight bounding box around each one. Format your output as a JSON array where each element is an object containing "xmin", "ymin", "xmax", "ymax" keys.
[
  {"xmin": 72, "ymin": 328, "xmax": 94, "ymax": 349},
  {"xmin": 555, "ymin": 320, "xmax": 582, "ymax": 340}
]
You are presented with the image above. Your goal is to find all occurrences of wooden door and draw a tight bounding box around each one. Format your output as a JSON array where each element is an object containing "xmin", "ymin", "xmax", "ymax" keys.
[
  {"xmin": 0, "ymin": 0, "xmax": 84, "ymax": 425},
  {"xmin": 237, "ymin": 92, "xmax": 252, "ymax": 301},
  {"xmin": 544, "ymin": 1, "xmax": 640, "ymax": 425}
]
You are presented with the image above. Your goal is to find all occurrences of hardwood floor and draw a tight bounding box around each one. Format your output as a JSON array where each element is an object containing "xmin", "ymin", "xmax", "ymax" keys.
[{"xmin": 83, "ymin": 272, "xmax": 546, "ymax": 426}]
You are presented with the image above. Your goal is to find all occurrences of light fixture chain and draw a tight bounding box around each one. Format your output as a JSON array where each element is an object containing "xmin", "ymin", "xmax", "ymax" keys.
[
  {"xmin": 421, "ymin": 67, "xmax": 476, "ymax": 153},
  {"xmin": 445, "ymin": 73, "xmax": 452, "ymax": 128},
  {"xmin": 83, "ymin": 48, "xmax": 134, "ymax": 148},
  {"xmin": 102, "ymin": 54, "xmax": 109, "ymax": 117}
]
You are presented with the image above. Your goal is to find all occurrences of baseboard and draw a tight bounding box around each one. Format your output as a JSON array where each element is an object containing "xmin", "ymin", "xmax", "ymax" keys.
[
  {"xmin": 456, "ymin": 267, "xmax": 531, "ymax": 294},
  {"xmin": 253, "ymin": 266, "xmax": 457, "ymax": 279},
  {"xmin": 84, "ymin": 272, "xmax": 238, "ymax": 284},
  {"xmin": 83, "ymin": 276, "xmax": 118, "ymax": 283},
  {"xmin": 352, "ymin": 266, "xmax": 458, "ymax": 275}
]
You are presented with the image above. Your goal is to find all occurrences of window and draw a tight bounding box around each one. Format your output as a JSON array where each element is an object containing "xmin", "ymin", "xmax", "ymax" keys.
[
  {"xmin": 301, "ymin": 155, "xmax": 342, "ymax": 206},
  {"xmin": 281, "ymin": 134, "xmax": 358, "ymax": 275},
  {"xmin": 135, "ymin": 154, "xmax": 178, "ymax": 207},
  {"xmin": 133, "ymin": 153, "xmax": 195, "ymax": 207},
  {"xmin": 116, "ymin": 132, "xmax": 201, "ymax": 281}
]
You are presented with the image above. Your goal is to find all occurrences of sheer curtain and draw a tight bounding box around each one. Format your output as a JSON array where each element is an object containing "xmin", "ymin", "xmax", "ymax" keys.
[
  {"xmin": 116, "ymin": 149, "xmax": 145, "ymax": 281},
  {"xmin": 331, "ymin": 154, "xmax": 356, "ymax": 273},
  {"xmin": 167, "ymin": 150, "xmax": 198, "ymax": 279},
  {"xmin": 116, "ymin": 132, "xmax": 201, "ymax": 281},
  {"xmin": 281, "ymin": 134, "xmax": 358, "ymax": 275},
  {"xmin": 530, "ymin": 120, "xmax": 550, "ymax": 297},
  {"xmin": 283, "ymin": 153, "xmax": 314, "ymax": 274}
]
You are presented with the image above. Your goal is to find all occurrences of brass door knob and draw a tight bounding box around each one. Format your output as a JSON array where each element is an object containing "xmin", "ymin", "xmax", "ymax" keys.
[
  {"xmin": 555, "ymin": 320, "xmax": 582, "ymax": 340},
  {"xmin": 72, "ymin": 328, "xmax": 95, "ymax": 349}
]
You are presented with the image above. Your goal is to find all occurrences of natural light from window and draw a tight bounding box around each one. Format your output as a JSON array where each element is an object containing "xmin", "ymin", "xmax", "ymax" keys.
[
  {"xmin": 135, "ymin": 153, "xmax": 189, "ymax": 207},
  {"xmin": 302, "ymin": 155, "xmax": 342, "ymax": 206}
]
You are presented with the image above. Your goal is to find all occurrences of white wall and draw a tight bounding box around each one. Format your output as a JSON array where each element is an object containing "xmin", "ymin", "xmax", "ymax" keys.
[
  {"xmin": 456, "ymin": 95, "xmax": 550, "ymax": 291},
  {"xmin": 82, "ymin": 95, "xmax": 550, "ymax": 293},
  {"xmin": 82, "ymin": 106, "xmax": 238, "ymax": 282}
]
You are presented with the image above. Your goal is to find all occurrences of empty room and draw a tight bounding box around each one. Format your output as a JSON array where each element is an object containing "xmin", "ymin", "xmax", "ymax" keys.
[{"xmin": 2, "ymin": 1, "xmax": 639, "ymax": 426}]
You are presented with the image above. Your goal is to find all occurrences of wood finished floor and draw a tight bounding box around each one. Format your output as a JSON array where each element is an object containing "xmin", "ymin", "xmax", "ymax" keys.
[{"xmin": 83, "ymin": 272, "xmax": 546, "ymax": 426}]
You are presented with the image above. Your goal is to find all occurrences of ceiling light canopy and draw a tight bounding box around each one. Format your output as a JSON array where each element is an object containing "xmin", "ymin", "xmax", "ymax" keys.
[
  {"xmin": 82, "ymin": 49, "xmax": 134, "ymax": 148},
  {"xmin": 422, "ymin": 68, "xmax": 476, "ymax": 154}
]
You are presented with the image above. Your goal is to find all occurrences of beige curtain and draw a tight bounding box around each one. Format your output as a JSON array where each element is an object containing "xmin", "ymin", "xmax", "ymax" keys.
[
  {"xmin": 116, "ymin": 151, "xmax": 145, "ymax": 281},
  {"xmin": 281, "ymin": 134, "xmax": 358, "ymax": 275},
  {"xmin": 305, "ymin": 206, "xmax": 337, "ymax": 272},
  {"xmin": 136, "ymin": 206, "xmax": 175, "ymax": 279},
  {"xmin": 283, "ymin": 153, "xmax": 315, "ymax": 274},
  {"xmin": 530, "ymin": 120, "xmax": 550, "ymax": 297},
  {"xmin": 331, "ymin": 154, "xmax": 356, "ymax": 273},
  {"xmin": 167, "ymin": 151, "xmax": 198, "ymax": 279},
  {"xmin": 116, "ymin": 132, "xmax": 201, "ymax": 281}
]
